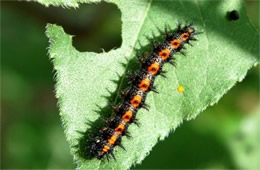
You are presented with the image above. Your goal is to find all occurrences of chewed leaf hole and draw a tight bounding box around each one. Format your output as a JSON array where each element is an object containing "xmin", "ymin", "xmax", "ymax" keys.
[
  {"xmin": 4, "ymin": 1, "xmax": 122, "ymax": 53},
  {"xmin": 227, "ymin": 10, "xmax": 240, "ymax": 21}
]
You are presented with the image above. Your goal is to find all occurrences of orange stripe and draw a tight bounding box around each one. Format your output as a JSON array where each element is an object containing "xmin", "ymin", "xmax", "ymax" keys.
[
  {"xmin": 148, "ymin": 62, "xmax": 160, "ymax": 75},
  {"xmin": 122, "ymin": 110, "xmax": 133, "ymax": 122},
  {"xmin": 108, "ymin": 135, "xmax": 117, "ymax": 145},
  {"xmin": 115, "ymin": 123, "xmax": 125, "ymax": 134},
  {"xmin": 138, "ymin": 78, "xmax": 150, "ymax": 91},
  {"xmin": 130, "ymin": 95, "xmax": 142, "ymax": 107},
  {"xmin": 170, "ymin": 39, "xmax": 181, "ymax": 49},
  {"xmin": 158, "ymin": 48, "xmax": 170, "ymax": 60}
]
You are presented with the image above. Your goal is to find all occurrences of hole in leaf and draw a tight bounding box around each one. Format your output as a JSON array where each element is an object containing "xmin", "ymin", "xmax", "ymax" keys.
[
  {"xmin": 3, "ymin": 1, "xmax": 122, "ymax": 53},
  {"xmin": 227, "ymin": 10, "xmax": 240, "ymax": 21}
]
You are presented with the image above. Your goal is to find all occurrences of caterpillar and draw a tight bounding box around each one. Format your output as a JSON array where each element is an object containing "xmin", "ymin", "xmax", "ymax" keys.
[{"xmin": 83, "ymin": 23, "xmax": 201, "ymax": 161}]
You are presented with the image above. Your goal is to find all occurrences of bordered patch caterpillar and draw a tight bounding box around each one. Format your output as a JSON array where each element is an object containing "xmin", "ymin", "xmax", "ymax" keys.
[{"xmin": 78, "ymin": 22, "xmax": 202, "ymax": 161}]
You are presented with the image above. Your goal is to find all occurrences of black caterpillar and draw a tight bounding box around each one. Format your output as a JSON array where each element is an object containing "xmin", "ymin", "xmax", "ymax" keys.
[{"xmin": 82, "ymin": 23, "xmax": 201, "ymax": 160}]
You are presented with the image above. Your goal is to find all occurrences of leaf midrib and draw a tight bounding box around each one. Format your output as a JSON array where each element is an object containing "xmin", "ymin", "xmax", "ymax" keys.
[{"xmin": 113, "ymin": 0, "xmax": 153, "ymax": 104}]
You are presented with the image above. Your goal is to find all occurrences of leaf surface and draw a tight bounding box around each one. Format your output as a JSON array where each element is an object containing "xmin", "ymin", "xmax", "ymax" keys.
[{"xmin": 44, "ymin": 0, "xmax": 259, "ymax": 169}]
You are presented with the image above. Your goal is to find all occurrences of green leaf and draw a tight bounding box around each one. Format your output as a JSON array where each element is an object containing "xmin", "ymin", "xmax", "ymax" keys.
[{"xmin": 44, "ymin": 0, "xmax": 259, "ymax": 169}]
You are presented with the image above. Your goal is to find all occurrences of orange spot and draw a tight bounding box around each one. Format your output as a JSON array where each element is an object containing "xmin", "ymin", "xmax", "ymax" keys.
[
  {"xmin": 148, "ymin": 62, "xmax": 160, "ymax": 75},
  {"xmin": 130, "ymin": 95, "xmax": 142, "ymax": 107},
  {"xmin": 158, "ymin": 48, "xmax": 170, "ymax": 60},
  {"xmin": 108, "ymin": 135, "xmax": 117, "ymax": 145},
  {"xmin": 138, "ymin": 78, "xmax": 150, "ymax": 91},
  {"xmin": 122, "ymin": 110, "xmax": 133, "ymax": 122},
  {"xmin": 170, "ymin": 39, "xmax": 181, "ymax": 49},
  {"xmin": 102, "ymin": 145, "xmax": 110, "ymax": 152},
  {"xmin": 115, "ymin": 123, "xmax": 125, "ymax": 134},
  {"xmin": 181, "ymin": 33, "xmax": 189, "ymax": 41}
]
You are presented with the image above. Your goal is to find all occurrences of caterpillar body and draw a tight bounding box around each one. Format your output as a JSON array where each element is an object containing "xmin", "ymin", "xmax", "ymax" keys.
[{"xmin": 87, "ymin": 23, "xmax": 201, "ymax": 160}]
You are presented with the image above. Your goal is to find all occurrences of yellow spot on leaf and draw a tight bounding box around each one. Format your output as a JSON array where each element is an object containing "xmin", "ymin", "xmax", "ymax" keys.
[{"xmin": 177, "ymin": 85, "xmax": 184, "ymax": 93}]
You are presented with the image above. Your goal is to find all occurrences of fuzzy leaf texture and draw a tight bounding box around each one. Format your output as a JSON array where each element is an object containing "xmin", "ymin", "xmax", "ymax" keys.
[{"xmin": 43, "ymin": 0, "xmax": 259, "ymax": 169}]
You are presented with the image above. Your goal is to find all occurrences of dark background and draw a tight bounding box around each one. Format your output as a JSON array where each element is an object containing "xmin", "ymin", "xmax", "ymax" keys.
[{"xmin": 1, "ymin": 0, "xmax": 259, "ymax": 169}]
